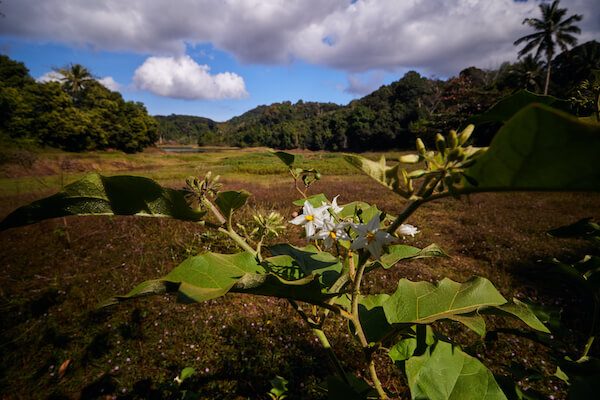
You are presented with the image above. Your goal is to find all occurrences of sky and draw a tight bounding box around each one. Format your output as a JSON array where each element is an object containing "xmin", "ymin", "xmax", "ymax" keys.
[{"xmin": 1, "ymin": 0, "xmax": 599, "ymax": 122}]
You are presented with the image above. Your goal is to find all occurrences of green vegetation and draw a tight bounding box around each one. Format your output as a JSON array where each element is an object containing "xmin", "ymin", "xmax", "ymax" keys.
[
  {"xmin": 153, "ymin": 40, "xmax": 599, "ymax": 152},
  {"xmin": 514, "ymin": 0, "xmax": 582, "ymax": 95},
  {"xmin": 0, "ymin": 57, "xmax": 158, "ymax": 153},
  {"xmin": 1, "ymin": 93, "xmax": 599, "ymax": 399}
]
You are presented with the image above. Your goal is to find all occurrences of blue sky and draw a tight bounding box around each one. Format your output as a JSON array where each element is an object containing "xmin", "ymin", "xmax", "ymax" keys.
[{"xmin": 1, "ymin": 0, "xmax": 598, "ymax": 122}]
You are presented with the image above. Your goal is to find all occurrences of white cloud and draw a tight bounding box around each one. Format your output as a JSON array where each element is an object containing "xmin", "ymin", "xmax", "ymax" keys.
[
  {"xmin": 345, "ymin": 71, "xmax": 385, "ymax": 96},
  {"xmin": 133, "ymin": 55, "xmax": 249, "ymax": 100},
  {"xmin": 2, "ymin": 0, "xmax": 599, "ymax": 77},
  {"xmin": 36, "ymin": 71, "xmax": 62, "ymax": 83},
  {"xmin": 98, "ymin": 76, "xmax": 122, "ymax": 92}
]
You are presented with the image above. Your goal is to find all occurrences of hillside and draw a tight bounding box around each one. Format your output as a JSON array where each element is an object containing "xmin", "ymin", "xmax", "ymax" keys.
[{"xmin": 154, "ymin": 40, "xmax": 600, "ymax": 151}]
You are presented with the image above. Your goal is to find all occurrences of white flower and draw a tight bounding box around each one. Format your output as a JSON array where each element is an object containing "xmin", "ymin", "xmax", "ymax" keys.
[
  {"xmin": 310, "ymin": 220, "xmax": 351, "ymax": 249},
  {"xmin": 289, "ymin": 200, "xmax": 328, "ymax": 238},
  {"xmin": 350, "ymin": 213, "xmax": 395, "ymax": 260},
  {"xmin": 322, "ymin": 195, "xmax": 344, "ymax": 214},
  {"xmin": 397, "ymin": 224, "xmax": 419, "ymax": 237}
]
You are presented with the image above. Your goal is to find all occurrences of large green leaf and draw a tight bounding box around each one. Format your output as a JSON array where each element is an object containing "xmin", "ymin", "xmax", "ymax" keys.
[
  {"xmin": 292, "ymin": 193, "xmax": 329, "ymax": 207},
  {"xmin": 383, "ymin": 277, "xmax": 506, "ymax": 327},
  {"xmin": 105, "ymin": 251, "xmax": 334, "ymax": 306},
  {"xmin": 465, "ymin": 90, "xmax": 571, "ymax": 127},
  {"xmin": 267, "ymin": 243, "xmax": 343, "ymax": 287},
  {"xmin": 0, "ymin": 172, "xmax": 205, "ymax": 230},
  {"xmin": 214, "ymin": 190, "xmax": 251, "ymax": 220},
  {"xmin": 465, "ymin": 104, "xmax": 600, "ymax": 191},
  {"xmin": 271, "ymin": 150, "xmax": 295, "ymax": 167},
  {"xmin": 547, "ymin": 217, "xmax": 600, "ymax": 241},
  {"xmin": 373, "ymin": 244, "xmax": 449, "ymax": 270},
  {"xmin": 405, "ymin": 340, "xmax": 507, "ymax": 400},
  {"xmin": 382, "ymin": 277, "xmax": 548, "ymax": 336},
  {"xmin": 343, "ymin": 155, "xmax": 405, "ymax": 196}
]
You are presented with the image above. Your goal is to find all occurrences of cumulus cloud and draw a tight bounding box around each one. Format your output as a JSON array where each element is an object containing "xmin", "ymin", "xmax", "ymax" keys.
[
  {"xmin": 133, "ymin": 55, "xmax": 249, "ymax": 100},
  {"xmin": 36, "ymin": 71, "xmax": 62, "ymax": 83},
  {"xmin": 1, "ymin": 0, "xmax": 599, "ymax": 77},
  {"xmin": 98, "ymin": 76, "xmax": 122, "ymax": 92}
]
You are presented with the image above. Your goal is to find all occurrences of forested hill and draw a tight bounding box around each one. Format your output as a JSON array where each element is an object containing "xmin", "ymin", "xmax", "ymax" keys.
[
  {"xmin": 155, "ymin": 69, "xmax": 501, "ymax": 151},
  {"xmin": 2, "ymin": 40, "xmax": 597, "ymax": 153},
  {"xmin": 0, "ymin": 55, "xmax": 158, "ymax": 153},
  {"xmin": 155, "ymin": 40, "xmax": 600, "ymax": 151}
]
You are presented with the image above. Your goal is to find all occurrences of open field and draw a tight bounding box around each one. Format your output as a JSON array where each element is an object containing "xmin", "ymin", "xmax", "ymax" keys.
[{"xmin": 1, "ymin": 147, "xmax": 600, "ymax": 399}]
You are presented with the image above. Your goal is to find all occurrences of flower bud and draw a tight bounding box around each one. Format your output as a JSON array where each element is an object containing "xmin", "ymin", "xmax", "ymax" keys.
[
  {"xmin": 448, "ymin": 130, "xmax": 458, "ymax": 149},
  {"xmin": 435, "ymin": 133, "xmax": 446, "ymax": 154},
  {"xmin": 447, "ymin": 147, "xmax": 464, "ymax": 162},
  {"xmin": 458, "ymin": 124, "xmax": 474, "ymax": 145},
  {"xmin": 416, "ymin": 138, "xmax": 426, "ymax": 156}
]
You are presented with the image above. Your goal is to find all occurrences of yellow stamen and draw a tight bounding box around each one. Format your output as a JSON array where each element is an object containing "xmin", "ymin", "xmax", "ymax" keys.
[
  {"xmin": 366, "ymin": 232, "xmax": 375, "ymax": 243},
  {"xmin": 305, "ymin": 215, "xmax": 314, "ymax": 221},
  {"xmin": 330, "ymin": 231, "xmax": 336, "ymax": 240}
]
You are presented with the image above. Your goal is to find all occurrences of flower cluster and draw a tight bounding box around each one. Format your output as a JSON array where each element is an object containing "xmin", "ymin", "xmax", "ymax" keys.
[{"xmin": 289, "ymin": 196, "xmax": 419, "ymax": 260}]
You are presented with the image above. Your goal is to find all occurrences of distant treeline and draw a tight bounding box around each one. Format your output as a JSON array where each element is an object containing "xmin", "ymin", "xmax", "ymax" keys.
[
  {"xmin": 0, "ymin": 55, "xmax": 157, "ymax": 153},
  {"xmin": 157, "ymin": 40, "xmax": 599, "ymax": 151},
  {"xmin": 1, "ymin": 41, "xmax": 598, "ymax": 153}
]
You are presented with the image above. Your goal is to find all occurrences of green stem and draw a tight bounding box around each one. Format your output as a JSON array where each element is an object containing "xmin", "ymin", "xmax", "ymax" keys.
[
  {"xmin": 287, "ymin": 299, "xmax": 350, "ymax": 385},
  {"xmin": 217, "ymin": 227, "xmax": 257, "ymax": 257},
  {"xmin": 350, "ymin": 251, "xmax": 388, "ymax": 399},
  {"xmin": 582, "ymin": 336, "xmax": 595, "ymax": 358},
  {"xmin": 313, "ymin": 327, "xmax": 351, "ymax": 385}
]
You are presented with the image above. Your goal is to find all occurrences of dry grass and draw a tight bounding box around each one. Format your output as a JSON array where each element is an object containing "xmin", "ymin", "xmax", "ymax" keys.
[{"xmin": 0, "ymin": 148, "xmax": 599, "ymax": 399}]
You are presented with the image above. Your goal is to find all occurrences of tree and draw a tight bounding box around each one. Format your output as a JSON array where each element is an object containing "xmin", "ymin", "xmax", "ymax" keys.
[
  {"xmin": 508, "ymin": 54, "xmax": 546, "ymax": 93},
  {"xmin": 514, "ymin": 0, "xmax": 582, "ymax": 95},
  {"xmin": 53, "ymin": 63, "xmax": 94, "ymax": 101}
]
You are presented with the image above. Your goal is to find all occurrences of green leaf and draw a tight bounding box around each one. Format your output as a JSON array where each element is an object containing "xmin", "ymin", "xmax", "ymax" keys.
[
  {"xmin": 269, "ymin": 375, "xmax": 289, "ymax": 397},
  {"xmin": 388, "ymin": 327, "xmax": 437, "ymax": 363},
  {"xmin": 547, "ymin": 217, "xmax": 600, "ymax": 241},
  {"xmin": 292, "ymin": 193, "xmax": 329, "ymax": 207},
  {"xmin": 383, "ymin": 277, "xmax": 507, "ymax": 334},
  {"xmin": 465, "ymin": 104, "xmax": 600, "ymax": 191},
  {"xmin": 481, "ymin": 298, "xmax": 550, "ymax": 334},
  {"xmin": 214, "ymin": 190, "xmax": 251, "ymax": 219},
  {"xmin": 405, "ymin": 340, "xmax": 507, "ymax": 400},
  {"xmin": 337, "ymin": 201, "xmax": 395, "ymax": 224},
  {"xmin": 105, "ymin": 251, "xmax": 334, "ymax": 306},
  {"xmin": 267, "ymin": 244, "xmax": 343, "ymax": 287},
  {"xmin": 355, "ymin": 294, "xmax": 395, "ymax": 344},
  {"xmin": 271, "ymin": 150, "xmax": 295, "ymax": 167},
  {"xmin": 465, "ymin": 90, "xmax": 571, "ymax": 127},
  {"xmin": 179, "ymin": 367, "xmax": 196, "ymax": 382},
  {"xmin": 371, "ymin": 243, "xmax": 449, "ymax": 271},
  {"xmin": 344, "ymin": 154, "xmax": 407, "ymax": 196},
  {"xmin": 548, "ymin": 255, "xmax": 600, "ymax": 294},
  {"xmin": 555, "ymin": 356, "xmax": 600, "ymax": 400},
  {"xmin": 0, "ymin": 172, "xmax": 206, "ymax": 230}
]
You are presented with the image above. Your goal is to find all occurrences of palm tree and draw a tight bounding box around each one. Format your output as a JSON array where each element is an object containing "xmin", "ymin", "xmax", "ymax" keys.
[
  {"xmin": 509, "ymin": 54, "xmax": 546, "ymax": 93},
  {"xmin": 514, "ymin": 0, "xmax": 582, "ymax": 95},
  {"xmin": 53, "ymin": 63, "xmax": 94, "ymax": 99}
]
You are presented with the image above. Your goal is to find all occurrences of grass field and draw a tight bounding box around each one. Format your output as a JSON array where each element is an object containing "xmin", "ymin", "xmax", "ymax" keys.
[{"xmin": 1, "ymin": 146, "xmax": 599, "ymax": 399}]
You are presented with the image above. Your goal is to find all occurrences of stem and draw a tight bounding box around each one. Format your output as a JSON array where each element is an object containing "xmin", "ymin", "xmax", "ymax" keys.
[
  {"xmin": 203, "ymin": 197, "xmax": 258, "ymax": 257},
  {"xmin": 350, "ymin": 251, "xmax": 388, "ymax": 399},
  {"xmin": 582, "ymin": 336, "xmax": 595, "ymax": 358},
  {"xmin": 203, "ymin": 198, "xmax": 226, "ymax": 225},
  {"xmin": 313, "ymin": 327, "xmax": 350, "ymax": 385},
  {"xmin": 287, "ymin": 299, "xmax": 350, "ymax": 385},
  {"xmin": 217, "ymin": 227, "xmax": 257, "ymax": 257}
]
